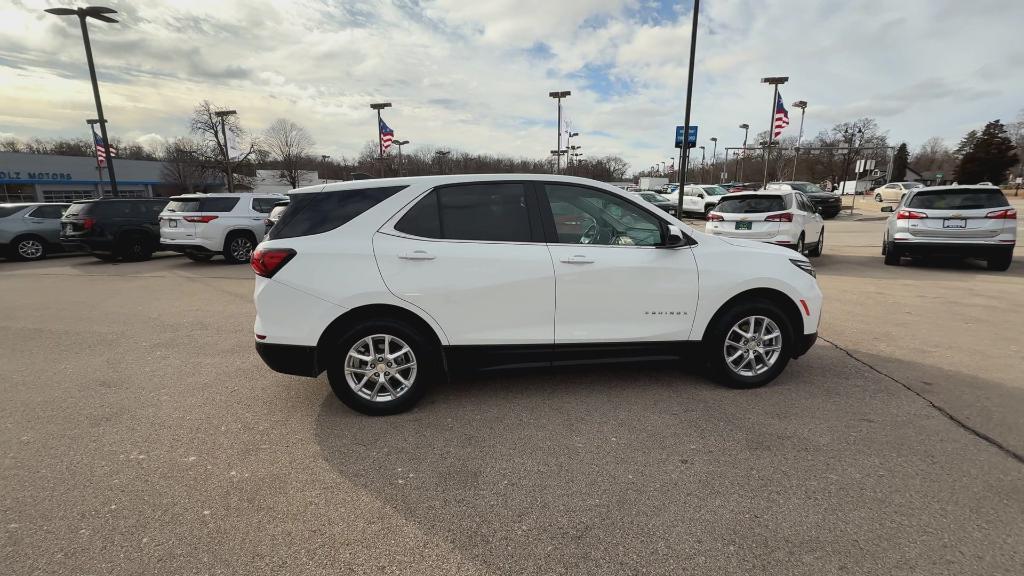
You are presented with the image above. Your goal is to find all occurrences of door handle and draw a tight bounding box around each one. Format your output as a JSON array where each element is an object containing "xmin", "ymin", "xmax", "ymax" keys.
[
  {"xmin": 560, "ymin": 255, "xmax": 594, "ymax": 264},
  {"xmin": 399, "ymin": 250, "xmax": 436, "ymax": 260}
]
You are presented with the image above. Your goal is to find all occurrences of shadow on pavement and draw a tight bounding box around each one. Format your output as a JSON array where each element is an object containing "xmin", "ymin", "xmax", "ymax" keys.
[{"xmin": 814, "ymin": 251, "xmax": 1024, "ymax": 280}]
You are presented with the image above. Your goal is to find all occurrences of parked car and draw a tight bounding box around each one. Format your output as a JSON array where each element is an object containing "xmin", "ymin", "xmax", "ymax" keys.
[
  {"xmin": 264, "ymin": 200, "xmax": 289, "ymax": 236},
  {"xmin": 0, "ymin": 203, "xmax": 70, "ymax": 261},
  {"xmin": 706, "ymin": 190, "xmax": 825, "ymax": 256},
  {"xmin": 159, "ymin": 193, "xmax": 286, "ymax": 264},
  {"xmin": 726, "ymin": 182, "xmax": 762, "ymax": 193},
  {"xmin": 881, "ymin": 186, "xmax": 1016, "ymax": 270},
  {"xmin": 874, "ymin": 181, "xmax": 924, "ymax": 203},
  {"xmin": 680, "ymin": 184, "xmax": 729, "ymax": 217},
  {"xmin": 630, "ymin": 191, "xmax": 677, "ymax": 216},
  {"xmin": 252, "ymin": 175, "xmax": 822, "ymax": 415},
  {"xmin": 60, "ymin": 198, "xmax": 169, "ymax": 261},
  {"xmin": 765, "ymin": 181, "xmax": 842, "ymax": 218}
]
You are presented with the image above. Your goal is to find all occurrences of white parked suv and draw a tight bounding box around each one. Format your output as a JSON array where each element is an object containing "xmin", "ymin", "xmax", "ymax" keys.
[
  {"xmin": 706, "ymin": 190, "xmax": 825, "ymax": 256},
  {"xmin": 160, "ymin": 193, "xmax": 286, "ymax": 263},
  {"xmin": 252, "ymin": 175, "xmax": 823, "ymax": 415}
]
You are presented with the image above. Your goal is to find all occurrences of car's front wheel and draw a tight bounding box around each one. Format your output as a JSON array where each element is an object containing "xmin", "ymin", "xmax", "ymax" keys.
[
  {"xmin": 326, "ymin": 319, "xmax": 437, "ymax": 415},
  {"xmin": 706, "ymin": 299, "xmax": 793, "ymax": 389},
  {"xmin": 10, "ymin": 236, "xmax": 47, "ymax": 261}
]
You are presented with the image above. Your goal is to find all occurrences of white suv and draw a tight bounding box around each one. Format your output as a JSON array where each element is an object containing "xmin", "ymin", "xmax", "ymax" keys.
[
  {"xmin": 706, "ymin": 190, "xmax": 825, "ymax": 256},
  {"xmin": 252, "ymin": 175, "xmax": 823, "ymax": 415},
  {"xmin": 160, "ymin": 193, "xmax": 286, "ymax": 263}
]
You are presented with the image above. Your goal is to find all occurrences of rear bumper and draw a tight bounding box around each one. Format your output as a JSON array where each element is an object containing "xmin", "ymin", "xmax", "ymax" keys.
[
  {"xmin": 255, "ymin": 341, "xmax": 321, "ymax": 377},
  {"xmin": 161, "ymin": 238, "xmax": 220, "ymax": 253},
  {"xmin": 59, "ymin": 237, "xmax": 113, "ymax": 253},
  {"xmin": 892, "ymin": 240, "xmax": 1014, "ymax": 257}
]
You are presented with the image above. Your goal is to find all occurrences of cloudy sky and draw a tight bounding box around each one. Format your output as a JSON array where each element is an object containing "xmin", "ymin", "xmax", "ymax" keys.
[{"xmin": 1, "ymin": 0, "xmax": 1022, "ymax": 171}]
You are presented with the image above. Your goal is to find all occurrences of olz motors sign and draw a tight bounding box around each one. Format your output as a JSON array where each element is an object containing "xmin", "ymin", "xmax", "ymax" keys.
[{"xmin": 0, "ymin": 170, "xmax": 74, "ymax": 181}]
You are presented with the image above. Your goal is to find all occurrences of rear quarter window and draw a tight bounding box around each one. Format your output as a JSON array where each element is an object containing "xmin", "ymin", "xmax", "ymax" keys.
[
  {"xmin": 0, "ymin": 206, "xmax": 27, "ymax": 218},
  {"xmin": 714, "ymin": 195, "xmax": 787, "ymax": 213},
  {"xmin": 907, "ymin": 190, "xmax": 1009, "ymax": 210},
  {"xmin": 269, "ymin": 186, "xmax": 406, "ymax": 240}
]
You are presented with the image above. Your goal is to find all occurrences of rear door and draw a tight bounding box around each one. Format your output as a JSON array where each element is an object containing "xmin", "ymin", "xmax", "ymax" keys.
[
  {"xmin": 539, "ymin": 183, "xmax": 698, "ymax": 343},
  {"xmin": 905, "ymin": 188, "xmax": 1012, "ymax": 239},
  {"xmin": 682, "ymin": 186, "xmax": 703, "ymax": 213},
  {"xmin": 374, "ymin": 182, "xmax": 555, "ymax": 345},
  {"xmin": 795, "ymin": 193, "xmax": 823, "ymax": 242},
  {"xmin": 708, "ymin": 194, "xmax": 787, "ymax": 239},
  {"xmin": 25, "ymin": 204, "xmax": 67, "ymax": 243}
]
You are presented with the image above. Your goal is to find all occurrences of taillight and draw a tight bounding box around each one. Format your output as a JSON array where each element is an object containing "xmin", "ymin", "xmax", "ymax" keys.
[
  {"xmin": 251, "ymin": 248, "xmax": 296, "ymax": 278},
  {"xmin": 707, "ymin": 213, "xmax": 724, "ymax": 221},
  {"xmin": 986, "ymin": 208, "xmax": 1017, "ymax": 219},
  {"xmin": 765, "ymin": 212, "xmax": 793, "ymax": 222},
  {"xmin": 184, "ymin": 215, "xmax": 218, "ymax": 223},
  {"xmin": 83, "ymin": 217, "xmax": 95, "ymax": 230},
  {"xmin": 896, "ymin": 210, "xmax": 927, "ymax": 220}
]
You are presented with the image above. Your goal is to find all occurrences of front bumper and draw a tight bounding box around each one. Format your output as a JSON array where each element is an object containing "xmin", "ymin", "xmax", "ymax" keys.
[{"xmin": 255, "ymin": 341, "xmax": 321, "ymax": 377}]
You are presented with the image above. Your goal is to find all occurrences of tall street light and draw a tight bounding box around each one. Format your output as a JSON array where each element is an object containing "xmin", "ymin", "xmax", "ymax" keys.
[
  {"xmin": 434, "ymin": 150, "xmax": 451, "ymax": 175},
  {"xmin": 790, "ymin": 100, "xmax": 808, "ymax": 180},
  {"xmin": 709, "ymin": 136, "xmax": 718, "ymax": 183},
  {"xmin": 370, "ymin": 102, "xmax": 392, "ymax": 177},
  {"xmin": 698, "ymin": 145, "xmax": 706, "ymax": 183},
  {"xmin": 394, "ymin": 140, "xmax": 409, "ymax": 176},
  {"xmin": 677, "ymin": 0, "xmax": 700, "ymax": 213},
  {"xmin": 548, "ymin": 91, "xmax": 571, "ymax": 174},
  {"xmin": 566, "ymin": 131, "xmax": 579, "ymax": 173},
  {"xmin": 320, "ymin": 154, "xmax": 331, "ymax": 183},
  {"xmin": 46, "ymin": 5, "xmax": 120, "ymax": 195},
  {"xmin": 737, "ymin": 123, "xmax": 750, "ymax": 182},
  {"xmin": 214, "ymin": 109, "xmax": 238, "ymax": 192},
  {"xmin": 760, "ymin": 76, "xmax": 788, "ymax": 186}
]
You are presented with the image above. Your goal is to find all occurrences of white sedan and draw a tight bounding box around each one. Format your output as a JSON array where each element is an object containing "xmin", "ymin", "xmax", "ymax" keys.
[{"xmin": 705, "ymin": 190, "xmax": 825, "ymax": 256}]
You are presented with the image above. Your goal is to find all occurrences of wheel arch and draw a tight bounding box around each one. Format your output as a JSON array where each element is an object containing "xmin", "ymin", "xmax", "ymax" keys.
[
  {"xmin": 701, "ymin": 287, "xmax": 804, "ymax": 356},
  {"xmin": 316, "ymin": 303, "xmax": 446, "ymax": 372}
]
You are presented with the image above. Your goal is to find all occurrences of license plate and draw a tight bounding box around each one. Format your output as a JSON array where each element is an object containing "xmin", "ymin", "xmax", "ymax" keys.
[
  {"xmin": 735, "ymin": 221, "xmax": 752, "ymax": 230},
  {"xmin": 943, "ymin": 219, "xmax": 966, "ymax": 229},
  {"xmin": 169, "ymin": 219, "xmax": 177, "ymax": 228}
]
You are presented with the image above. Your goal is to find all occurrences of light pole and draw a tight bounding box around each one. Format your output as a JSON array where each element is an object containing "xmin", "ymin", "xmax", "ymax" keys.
[
  {"xmin": 710, "ymin": 137, "xmax": 718, "ymax": 183},
  {"xmin": 760, "ymin": 76, "xmax": 788, "ymax": 187},
  {"xmin": 46, "ymin": 5, "xmax": 120, "ymax": 195},
  {"xmin": 699, "ymin": 146, "xmax": 706, "ymax": 182},
  {"xmin": 548, "ymin": 91, "xmax": 571, "ymax": 174},
  {"xmin": 214, "ymin": 109, "xmax": 238, "ymax": 192},
  {"xmin": 566, "ymin": 131, "xmax": 579, "ymax": 172},
  {"xmin": 790, "ymin": 100, "xmax": 808, "ymax": 180},
  {"xmin": 320, "ymin": 154, "xmax": 330, "ymax": 183},
  {"xmin": 393, "ymin": 140, "xmax": 409, "ymax": 176},
  {"xmin": 737, "ymin": 123, "xmax": 749, "ymax": 182},
  {"xmin": 370, "ymin": 102, "xmax": 392, "ymax": 177},
  {"xmin": 677, "ymin": 0, "xmax": 700, "ymax": 214},
  {"xmin": 434, "ymin": 150, "xmax": 450, "ymax": 175}
]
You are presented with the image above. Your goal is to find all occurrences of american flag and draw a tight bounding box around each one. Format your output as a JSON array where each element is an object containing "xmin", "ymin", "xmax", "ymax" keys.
[
  {"xmin": 772, "ymin": 92, "xmax": 790, "ymax": 139},
  {"xmin": 379, "ymin": 118, "xmax": 394, "ymax": 153},
  {"xmin": 93, "ymin": 131, "xmax": 117, "ymax": 167}
]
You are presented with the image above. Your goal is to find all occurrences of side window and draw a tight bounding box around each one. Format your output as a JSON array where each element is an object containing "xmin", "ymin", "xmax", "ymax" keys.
[
  {"xmin": 683, "ymin": 187, "xmax": 696, "ymax": 197},
  {"xmin": 395, "ymin": 191, "xmax": 440, "ymax": 238},
  {"xmin": 28, "ymin": 205, "xmax": 65, "ymax": 219},
  {"xmin": 199, "ymin": 197, "xmax": 240, "ymax": 212},
  {"xmin": 251, "ymin": 197, "xmax": 280, "ymax": 214},
  {"xmin": 148, "ymin": 201, "xmax": 168, "ymax": 216},
  {"xmin": 544, "ymin": 185, "xmax": 663, "ymax": 247},
  {"xmin": 436, "ymin": 183, "xmax": 532, "ymax": 242}
]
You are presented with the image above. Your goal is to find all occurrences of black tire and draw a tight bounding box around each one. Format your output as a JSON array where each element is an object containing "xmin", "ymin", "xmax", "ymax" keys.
[
  {"xmin": 987, "ymin": 250, "xmax": 1013, "ymax": 272},
  {"xmin": 794, "ymin": 234, "xmax": 805, "ymax": 254},
  {"xmin": 883, "ymin": 241, "xmax": 900, "ymax": 266},
  {"xmin": 326, "ymin": 319, "xmax": 438, "ymax": 416},
  {"xmin": 223, "ymin": 232, "xmax": 256, "ymax": 264},
  {"xmin": 807, "ymin": 229, "xmax": 824, "ymax": 257},
  {"xmin": 704, "ymin": 205, "xmax": 714, "ymax": 219},
  {"xmin": 92, "ymin": 252, "xmax": 119, "ymax": 262},
  {"xmin": 9, "ymin": 235, "xmax": 48, "ymax": 261},
  {"xmin": 117, "ymin": 232, "xmax": 154, "ymax": 262},
  {"xmin": 705, "ymin": 298, "xmax": 793, "ymax": 389},
  {"xmin": 185, "ymin": 251, "xmax": 214, "ymax": 262}
]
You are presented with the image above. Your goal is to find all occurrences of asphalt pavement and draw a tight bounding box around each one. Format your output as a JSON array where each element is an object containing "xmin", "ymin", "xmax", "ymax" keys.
[{"xmin": 2, "ymin": 221, "xmax": 1022, "ymax": 575}]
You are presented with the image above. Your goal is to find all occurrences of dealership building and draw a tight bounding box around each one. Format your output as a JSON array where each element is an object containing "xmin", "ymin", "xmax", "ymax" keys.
[{"xmin": 0, "ymin": 152, "xmax": 225, "ymax": 203}]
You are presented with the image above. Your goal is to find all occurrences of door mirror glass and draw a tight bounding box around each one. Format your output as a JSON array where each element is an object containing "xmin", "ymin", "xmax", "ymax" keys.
[
  {"xmin": 663, "ymin": 225, "xmax": 685, "ymax": 247},
  {"xmin": 881, "ymin": 205, "xmax": 894, "ymax": 213}
]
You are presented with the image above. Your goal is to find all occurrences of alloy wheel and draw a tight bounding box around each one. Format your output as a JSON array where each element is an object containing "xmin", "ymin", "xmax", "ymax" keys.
[
  {"xmin": 17, "ymin": 239, "xmax": 44, "ymax": 260},
  {"xmin": 230, "ymin": 237, "xmax": 254, "ymax": 262},
  {"xmin": 723, "ymin": 315, "xmax": 782, "ymax": 377},
  {"xmin": 344, "ymin": 334, "xmax": 418, "ymax": 402}
]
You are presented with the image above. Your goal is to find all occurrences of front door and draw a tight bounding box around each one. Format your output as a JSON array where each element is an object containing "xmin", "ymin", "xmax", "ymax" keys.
[
  {"xmin": 374, "ymin": 182, "xmax": 554, "ymax": 346},
  {"xmin": 540, "ymin": 183, "xmax": 699, "ymax": 343}
]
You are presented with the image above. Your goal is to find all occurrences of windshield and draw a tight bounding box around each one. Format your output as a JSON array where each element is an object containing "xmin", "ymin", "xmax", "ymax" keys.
[
  {"xmin": 907, "ymin": 189, "xmax": 1008, "ymax": 210},
  {"xmin": 714, "ymin": 195, "xmax": 788, "ymax": 214},
  {"xmin": 702, "ymin": 186, "xmax": 729, "ymax": 196},
  {"xmin": 164, "ymin": 199, "xmax": 201, "ymax": 213},
  {"xmin": 62, "ymin": 203, "xmax": 91, "ymax": 217},
  {"xmin": 789, "ymin": 182, "xmax": 826, "ymax": 194},
  {"xmin": 905, "ymin": 182, "xmax": 924, "ymax": 188}
]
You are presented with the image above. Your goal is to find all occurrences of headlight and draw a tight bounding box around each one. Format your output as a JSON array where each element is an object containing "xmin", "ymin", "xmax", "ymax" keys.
[{"xmin": 790, "ymin": 258, "xmax": 816, "ymax": 278}]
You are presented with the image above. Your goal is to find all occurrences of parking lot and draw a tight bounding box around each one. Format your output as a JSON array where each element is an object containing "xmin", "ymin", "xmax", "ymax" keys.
[{"xmin": 2, "ymin": 215, "xmax": 1023, "ymax": 575}]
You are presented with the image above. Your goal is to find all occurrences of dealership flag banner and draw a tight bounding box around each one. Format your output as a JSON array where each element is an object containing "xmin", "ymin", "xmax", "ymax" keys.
[
  {"xmin": 92, "ymin": 128, "xmax": 117, "ymax": 167},
  {"xmin": 379, "ymin": 118, "xmax": 394, "ymax": 153},
  {"xmin": 773, "ymin": 92, "xmax": 790, "ymax": 139}
]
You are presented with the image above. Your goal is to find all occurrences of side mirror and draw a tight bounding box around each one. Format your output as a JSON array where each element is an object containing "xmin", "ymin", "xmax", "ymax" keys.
[
  {"xmin": 663, "ymin": 224, "xmax": 686, "ymax": 247},
  {"xmin": 881, "ymin": 205, "xmax": 894, "ymax": 213},
  {"xmin": 697, "ymin": 193, "xmax": 705, "ymax": 199}
]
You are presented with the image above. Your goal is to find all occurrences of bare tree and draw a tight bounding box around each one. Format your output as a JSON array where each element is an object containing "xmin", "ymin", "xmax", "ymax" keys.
[
  {"xmin": 263, "ymin": 118, "xmax": 315, "ymax": 189},
  {"xmin": 0, "ymin": 137, "xmax": 20, "ymax": 152},
  {"xmin": 161, "ymin": 138, "xmax": 219, "ymax": 193},
  {"xmin": 188, "ymin": 100, "xmax": 259, "ymax": 190}
]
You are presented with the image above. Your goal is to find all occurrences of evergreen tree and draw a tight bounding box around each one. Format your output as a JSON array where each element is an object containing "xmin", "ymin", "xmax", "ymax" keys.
[
  {"xmin": 892, "ymin": 143, "xmax": 909, "ymax": 181},
  {"xmin": 954, "ymin": 120, "xmax": 1019, "ymax": 184}
]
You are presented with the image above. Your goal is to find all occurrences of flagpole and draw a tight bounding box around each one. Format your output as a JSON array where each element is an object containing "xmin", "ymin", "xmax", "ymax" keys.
[
  {"xmin": 87, "ymin": 120, "xmax": 104, "ymax": 196},
  {"xmin": 370, "ymin": 102, "xmax": 392, "ymax": 178},
  {"xmin": 760, "ymin": 76, "xmax": 788, "ymax": 187}
]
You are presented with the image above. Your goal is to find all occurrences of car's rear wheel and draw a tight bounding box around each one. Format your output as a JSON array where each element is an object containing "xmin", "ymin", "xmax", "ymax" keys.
[
  {"xmin": 117, "ymin": 233, "xmax": 154, "ymax": 261},
  {"xmin": 326, "ymin": 319, "xmax": 436, "ymax": 415},
  {"xmin": 10, "ymin": 235, "xmax": 47, "ymax": 261},
  {"xmin": 223, "ymin": 232, "xmax": 255, "ymax": 264},
  {"xmin": 185, "ymin": 250, "xmax": 214, "ymax": 262},
  {"xmin": 883, "ymin": 241, "xmax": 901, "ymax": 265},
  {"xmin": 705, "ymin": 299, "xmax": 792, "ymax": 389},
  {"xmin": 807, "ymin": 230, "xmax": 823, "ymax": 257},
  {"xmin": 987, "ymin": 250, "xmax": 1013, "ymax": 272},
  {"xmin": 795, "ymin": 234, "xmax": 805, "ymax": 254}
]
